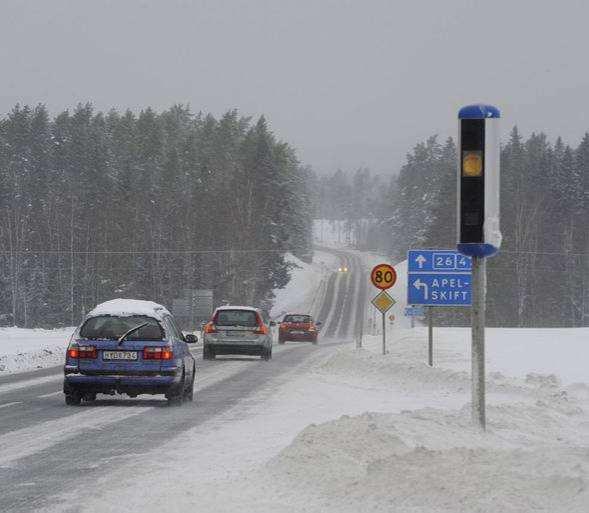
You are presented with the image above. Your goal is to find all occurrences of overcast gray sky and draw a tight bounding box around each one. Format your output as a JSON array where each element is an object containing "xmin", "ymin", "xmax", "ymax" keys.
[{"xmin": 1, "ymin": 0, "xmax": 588, "ymax": 175}]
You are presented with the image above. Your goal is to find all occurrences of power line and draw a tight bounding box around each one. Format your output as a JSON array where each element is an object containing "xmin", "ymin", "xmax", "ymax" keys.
[
  {"xmin": 0, "ymin": 248, "xmax": 585, "ymax": 256},
  {"xmin": 0, "ymin": 248, "xmax": 300, "ymax": 255},
  {"xmin": 404, "ymin": 247, "xmax": 587, "ymax": 257}
]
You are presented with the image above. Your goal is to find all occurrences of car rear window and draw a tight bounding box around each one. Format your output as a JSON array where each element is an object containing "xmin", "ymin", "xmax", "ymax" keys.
[
  {"xmin": 79, "ymin": 315, "xmax": 164, "ymax": 341},
  {"xmin": 284, "ymin": 315, "xmax": 311, "ymax": 323},
  {"xmin": 215, "ymin": 310, "xmax": 258, "ymax": 327}
]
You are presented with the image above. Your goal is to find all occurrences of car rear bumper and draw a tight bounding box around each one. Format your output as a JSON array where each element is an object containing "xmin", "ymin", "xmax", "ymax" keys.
[
  {"xmin": 280, "ymin": 331, "xmax": 317, "ymax": 341},
  {"xmin": 64, "ymin": 366, "xmax": 181, "ymax": 395},
  {"xmin": 205, "ymin": 343, "xmax": 266, "ymax": 356}
]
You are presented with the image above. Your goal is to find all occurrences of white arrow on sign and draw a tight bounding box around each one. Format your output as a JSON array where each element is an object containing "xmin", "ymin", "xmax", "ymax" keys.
[
  {"xmin": 413, "ymin": 279, "xmax": 429, "ymax": 300},
  {"xmin": 415, "ymin": 254, "xmax": 427, "ymax": 269}
]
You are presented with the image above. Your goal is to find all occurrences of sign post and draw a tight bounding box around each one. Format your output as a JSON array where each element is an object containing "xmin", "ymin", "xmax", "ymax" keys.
[
  {"xmin": 427, "ymin": 307, "xmax": 433, "ymax": 367},
  {"xmin": 370, "ymin": 264, "xmax": 397, "ymax": 355},
  {"xmin": 371, "ymin": 290, "xmax": 396, "ymax": 354},
  {"xmin": 407, "ymin": 250, "xmax": 472, "ymax": 366},
  {"xmin": 457, "ymin": 104, "xmax": 501, "ymax": 430}
]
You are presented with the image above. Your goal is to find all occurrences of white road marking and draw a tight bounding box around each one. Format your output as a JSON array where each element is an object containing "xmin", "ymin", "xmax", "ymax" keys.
[
  {"xmin": 0, "ymin": 374, "xmax": 62, "ymax": 396},
  {"xmin": 0, "ymin": 406, "xmax": 153, "ymax": 466},
  {"xmin": 37, "ymin": 391, "xmax": 62, "ymax": 399},
  {"xmin": 0, "ymin": 401, "xmax": 22, "ymax": 409}
]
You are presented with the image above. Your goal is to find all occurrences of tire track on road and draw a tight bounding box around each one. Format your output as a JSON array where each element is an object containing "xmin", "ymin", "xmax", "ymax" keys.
[
  {"xmin": 324, "ymin": 259, "xmax": 349, "ymax": 338},
  {"xmin": 337, "ymin": 253, "xmax": 363, "ymax": 339}
]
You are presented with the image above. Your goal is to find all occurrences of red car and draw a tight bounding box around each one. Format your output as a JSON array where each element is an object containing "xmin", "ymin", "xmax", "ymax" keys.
[{"xmin": 278, "ymin": 314, "xmax": 321, "ymax": 344}]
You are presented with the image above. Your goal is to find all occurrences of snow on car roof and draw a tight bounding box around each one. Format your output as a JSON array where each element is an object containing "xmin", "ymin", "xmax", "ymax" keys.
[
  {"xmin": 86, "ymin": 299, "xmax": 171, "ymax": 321},
  {"xmin": 214, "ymin": 305, "xmax": 260, "ymax": 312}
]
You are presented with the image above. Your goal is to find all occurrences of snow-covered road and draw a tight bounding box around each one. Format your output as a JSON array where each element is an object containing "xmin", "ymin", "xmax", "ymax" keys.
[
  {"xmin": 0, "ymin": 341, "xmax": 333, "ymax": 512},
  {"xmin": 0, "ymin": 246, "xmax": 359, "ymax": 512}
]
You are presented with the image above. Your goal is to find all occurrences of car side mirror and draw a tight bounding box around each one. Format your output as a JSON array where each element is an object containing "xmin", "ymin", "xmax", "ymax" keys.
[
  {"xmin": 269, "ymin": 321, "xmax": 276, "ymax": 327},
  {"xmin": 185, "ymin": 334, "xmax": 198, "ymax": 344}
]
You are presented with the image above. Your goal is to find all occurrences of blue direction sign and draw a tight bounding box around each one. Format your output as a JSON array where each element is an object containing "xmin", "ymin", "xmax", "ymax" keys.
[
  {"xmin": 407, "ymin": 250, "xmax": 472, "ymax": 306},
  {"xmin": 404, "ymin": 306, "xmax": 425, "ymax": 317}
]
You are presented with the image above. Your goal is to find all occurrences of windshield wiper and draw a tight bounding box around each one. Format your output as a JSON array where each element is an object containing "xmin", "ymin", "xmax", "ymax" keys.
[{"xmin": 118, "ymin": 322, "xmax": 150, "ymax": 346}]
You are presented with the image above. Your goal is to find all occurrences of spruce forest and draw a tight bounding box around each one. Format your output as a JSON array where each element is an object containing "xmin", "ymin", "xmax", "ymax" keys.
[
  {"xmin": 2, "ymin": 102, "xmax": 587, "ymax": 329},
  {"xmin": 0, "ymin": 104, "xmax": 313, "ymax": 327},
  {"xmin": 317, "ymin": 129, "xmax": 589, "ymax": 327}
]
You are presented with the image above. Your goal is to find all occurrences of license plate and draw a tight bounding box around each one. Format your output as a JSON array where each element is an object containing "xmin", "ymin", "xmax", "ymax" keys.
[
  {"xmin": 224, "ymin": 331, "xmax": 248, "ymax": 337},
  {"xmin": 290, "ymin": 331, "xmax": 305, "ymax": 335},
  {"xmin": 102, "ymin": 351, "xmax": 138, "ymax": 361}
]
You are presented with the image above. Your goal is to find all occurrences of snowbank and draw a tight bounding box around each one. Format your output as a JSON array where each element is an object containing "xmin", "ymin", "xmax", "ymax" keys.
[
  {"xmin": 257, "ymin": 327, "xmax": 589, "ymax": 512},
  {"xmin": 0, "ymin": 327, "xmax": 74, "ymax": 374},
  {"xmin": 268, "ymin": 405, "xmax": 589, "ymax": 513},
  {"xmin": 271, "ymin": 250, "xmax": 337, "ymax": 320}
]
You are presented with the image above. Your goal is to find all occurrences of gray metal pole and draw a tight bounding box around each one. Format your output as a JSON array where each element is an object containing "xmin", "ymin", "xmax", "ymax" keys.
[
  {"xmin": 471, "ymin": 256, "xmax": 486, "ymax": 429},
  {"xmin": 382, "ymin": 313, "xmax": 386, "ymax": 355},
  {"xmin": 427, "ymin": 306, "xmax": 433, "ymax": 367},
  {"xmin": 357, "ymin": 307, "xmax": 363, "ymax": 350}
]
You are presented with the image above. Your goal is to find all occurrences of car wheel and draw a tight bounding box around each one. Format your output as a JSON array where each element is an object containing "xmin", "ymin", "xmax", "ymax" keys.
[
  {"xmin": 184, "ymin": 366, "xmax": 196, "ymax": 402},
  {"xmin": 312, "ymin": 338, "xmax": 318, "ymax": 345},
  {"xmin": 65, "ymin": 392, "xmax": 81, "ymax": 406},
  {"xmin": 167, "ymin": 372, "xmax": 185, "ymax": 406},
  {"xmin": 262, "ymin": 347, "xmax": 271, "ymax": 361},
  {"xmin": 83, "ymin": 393, "xmax": 97, "ymax": 402},
  {"xmin": 278, "ymin": 337, "xmax": 285, "ymax": 345}
]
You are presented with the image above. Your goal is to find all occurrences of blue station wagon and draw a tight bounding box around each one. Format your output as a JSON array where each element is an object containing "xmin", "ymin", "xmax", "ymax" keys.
[{"xmin": 63, "ymin": 299, "xmax": 197, "ymax": 406}]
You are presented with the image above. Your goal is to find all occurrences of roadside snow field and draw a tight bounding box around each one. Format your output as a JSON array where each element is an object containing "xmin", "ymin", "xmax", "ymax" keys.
[
  {"xmin": 0, "ymin": 327, "xmax": 74, "ymax": 375},
  {"xmin": 376, "ymin": 326, "xmax": 589, "ymax": 385},
  {"xmin": 271, "ymin": 250, "xmax": 337, "ymax": 320},
  {"xmin": 56, "ymin": 326, "xmax": 589, "ymax": 513}
]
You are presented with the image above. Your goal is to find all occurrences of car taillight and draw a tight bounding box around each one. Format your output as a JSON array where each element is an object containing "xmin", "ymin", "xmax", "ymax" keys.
[
  {"xmin": 254, "ymin": 325, "xmax": 269, "ymax": 335},
  {"xmin": 68, "ymin": 344, "xmax": 97, "ymax": 359},
  {"xmin": 143, "ymin": 346, "xmax": 173, "ymax": 360},
  {"xmin": 254, "ymin": 313, "xmax": 269, "ymax": 335},
  {"xmin": 204, "ymin": 322, "xmax": 217, "ymax": 334},
  {"xmin": 279, "ymin": 323, "xmax": 288, "ymax": 330}
]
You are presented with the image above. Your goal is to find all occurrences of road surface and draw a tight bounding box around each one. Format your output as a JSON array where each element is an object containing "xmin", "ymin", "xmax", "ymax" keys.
[{"xmin": 0, "ymin": 247, "xmax": 364, "ymax": 513}]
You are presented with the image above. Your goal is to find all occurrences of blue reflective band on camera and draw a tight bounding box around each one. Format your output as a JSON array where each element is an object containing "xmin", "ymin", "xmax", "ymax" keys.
[
  {"xmin": 458, "ymin": 104, "xmax": 501, "ymax": 119},
  {"xmin": 457, "ymin": 243, "xmax": 499, "ymax": 257}
]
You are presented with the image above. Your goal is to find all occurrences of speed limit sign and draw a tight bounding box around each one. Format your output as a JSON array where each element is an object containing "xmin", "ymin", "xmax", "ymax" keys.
[{"xmin": 370, "ymin": 263, "xmax": 397, "ymax": 290}]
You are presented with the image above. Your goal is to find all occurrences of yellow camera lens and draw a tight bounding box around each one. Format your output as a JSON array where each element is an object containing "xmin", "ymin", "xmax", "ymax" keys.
[{"xmin": 462, "ymin": 151, "xmax": 483, "ymax": 177}]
